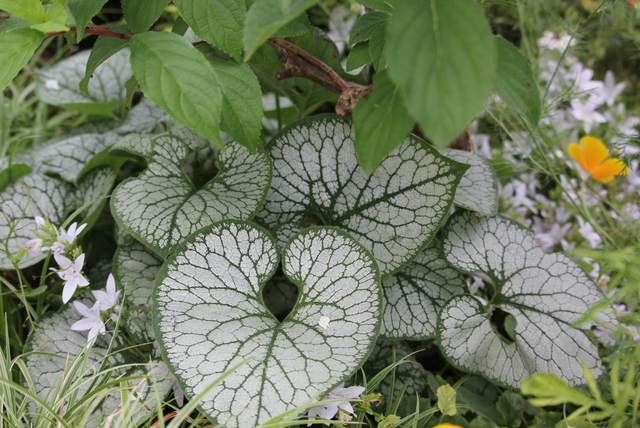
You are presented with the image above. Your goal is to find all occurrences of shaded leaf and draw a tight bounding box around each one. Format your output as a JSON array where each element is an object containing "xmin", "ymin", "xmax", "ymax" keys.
[
  {"xmin": 122, "ymin": 0, "xmax": 171, "ymax": 33},
  {"xmin": 349, "ymin": 11, "xmax": 388, "ymax": 45},
  {"xmin": 0, "ymin": 28, "xmax": 43, "ymax": 91}
]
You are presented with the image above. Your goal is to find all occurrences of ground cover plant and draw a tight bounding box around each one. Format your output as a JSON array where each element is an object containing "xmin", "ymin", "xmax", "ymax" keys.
[{"xmin": 0, "ymin": 0, "xmax": 639, "ymax": 427}]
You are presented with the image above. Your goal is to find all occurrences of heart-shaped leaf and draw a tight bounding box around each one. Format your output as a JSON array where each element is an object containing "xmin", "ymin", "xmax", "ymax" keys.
[
  {"xmin": 112, "ymin": 235, "xmax": 163, "ymax": 306},
  {"xmin": 154, "ymin": 221, "xmax": 381, "ymax": 428},
  {"xmin": 445, "ymin": 149, "xmax": 499, "ymax": 216},
  {"xmin": 0, "ymin": 173, "xmax": 73, "ymax": 269},
  {"xmin": 257, "ymin": 114, "xmax": 467, "ymax": 276},
  {"xmin": 380, "ymin": 241, "xmax": 467, "ymax": 339},
  {"xmin": 24, "ymin": 300, "xmax": 172, "ymax": 427},
  {"xmin": 36, "ymin": 49, "xmax": 131, "ymax": 115},
  {"xmin": 437, "ymin": 211, "xmax": 607, "ymax": 387},
  {"xmin": 111, "ymin": 132, "xmax": 272, "ymax": 257}
]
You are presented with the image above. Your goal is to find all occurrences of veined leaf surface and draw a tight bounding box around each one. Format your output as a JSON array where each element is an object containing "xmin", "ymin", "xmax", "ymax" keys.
[
  {"xmin": 110, "ymin": 132, "xmax": 272, "ymax": 257},
  {"xmin": 36, "ymin": 49, "xmax": 131, "ymax": 115},
  {"xmin": 112, "ymin": 235, "xmax": 163, "ymax": 306},
  {"xmin": 257, "ymin": 114, "xmax": 467, "ymax": 276},
  {"xmin": 0, "ymin": 28, "xmax": 43, "ymax": 91},
  {"xmin": 0, "ymin": 173, "xmax": 73, "ymax": 269},
  {"xmin": 438, "ymin": 212, "xmax": 607, "ymax": 387},
  {"xmin": 154, "ymin": 222, "xmax": 381, "ymax": 428},
  {"xmin": 381, "ymin": 241, "xmax": 467, "ymax": 339},
  {"xmin": 445, "ymin": 149, "xmax": 499, "ymax": 216}
]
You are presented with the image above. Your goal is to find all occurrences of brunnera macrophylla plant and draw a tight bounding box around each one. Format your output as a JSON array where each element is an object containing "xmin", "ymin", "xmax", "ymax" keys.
[{"xmin": 0, "ymin": 0, "xmax": 616, "ymax": 426}]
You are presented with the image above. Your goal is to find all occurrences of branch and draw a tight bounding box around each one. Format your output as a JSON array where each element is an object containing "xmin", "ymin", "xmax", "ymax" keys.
[
  {"xmin": 45, "ymin": 26, "xmax": 133, "ymax": 40},
  {"xmin": 269, "ymin": 37, "xmax": 372, "ymax": 116}
]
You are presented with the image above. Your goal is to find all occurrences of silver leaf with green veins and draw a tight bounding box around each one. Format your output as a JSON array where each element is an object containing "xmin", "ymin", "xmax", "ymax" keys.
[
  {"xmin": 445, "ymin": 149, "xmax": 499, "ymax": 216},
  {"xmin": 257, "ymin": 114, "xmax": 467, "ymax": 276},
  {"xmin": 381, "ymin": 241, "xmax": 467, "ymax": 339},
  {"xmin": 112, "ymin": 235, "xmax": 163, "ymax": 306},
  {"xmin": 438, "ymin": 212, "xmax": 608, "ymax": 387},
  {"xmin": 0, "ymin": 174, "xmax": 73, "ymax": 269},
  {"xmin": 111, "ymin": 132, "xmax": 272, "ymax": 257},
  {"xmin": 154, "ymin": 221, "xmax": 381, "ymax": 428}
]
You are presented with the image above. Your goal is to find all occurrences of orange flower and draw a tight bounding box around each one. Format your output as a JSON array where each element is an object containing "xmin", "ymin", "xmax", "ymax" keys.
[
  {"xmin": 567, "ymin": 136, "xmax": 629, "ymax": 183},
  {"xmin": 432, "ymin": 425, "xmax": 463, "ymax": 428}
]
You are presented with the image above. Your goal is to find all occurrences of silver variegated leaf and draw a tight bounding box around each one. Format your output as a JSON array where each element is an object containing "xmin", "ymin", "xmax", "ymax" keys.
[
  {"xmin": 0, "ymin": 173, "xmax": 73, "ymax": 269},
  {"xmin": 381, "ymin": 241, "xmax": 467, "ymax": 339},
  {"xmin": 154, "ymin": 221, "xmax": 381, "ymax": 428},
  {"xmin": 257, "ymin": 114, "xmax": 467, "ymax": 276},
  {"xmin": 24, "ymin": 300, "xmax": 172, "ymax": 427},
  {"xmin": 112, "ymin": 235, "xmax": 163, "ymax": 307},
  {"xmin": 116, "ymin": 98, "xmax": 169, "ymax": 134},
  {"xmin": 73, "ymin": 166, "xmax": 118, "ymax": 224},
  {"xmin": 110, "ymin": 132, "xmax": 272, "ymax": 257},
  {"xmin": 35, "ymin": 132, "xmax": 120, "ymax": 182},
  {"xmin": 36, "ymin": 49, "xmax": 131, "ymax": 115},
  {"xmin": 445, "ymin": 149, "xmax": 499, "ymax": 216},
  {"xmin": 438, "ymin": 211, "xmax": 607, "ymax": 387}
]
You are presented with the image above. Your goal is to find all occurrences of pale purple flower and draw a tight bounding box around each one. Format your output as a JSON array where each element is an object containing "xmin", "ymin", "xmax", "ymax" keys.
[
  {"xmin": 570, "ymin": 98, "xmax": 607, "ymax": 133},
  {"xmin": 92, "ymin": 273, "xmax": 121, "ymax": 311},
  {"xmin": 34, "ymin": 216, "xmax": 46, "ymax": 228},
  {"xmin": 568, "ymin": 63, "xmax": 604, "ymax": 96},
  {"xmin": 308, "ymin": 384, "xmax": 365, "ymax": 426},
  {"xmin": 54, "ymin": 253, "xmax": 90, "ymax": 303},
  {"xmin": 26, "ymin": 238, "xmax": 44, "ymax": 254},
  {"xmin": 535, "ymin": 222, "xmax": 572, "ymax": 253},
  {"xmin": 70, "ymin": 301, "xmax": 105, "ymax": 342},
  {"xmin": 577, "ymin": 217, "xmax": 602, "ymax": 249},
  {"xmin": 56, "ymin": 222, "xmax": 87, "ymax": 246}
]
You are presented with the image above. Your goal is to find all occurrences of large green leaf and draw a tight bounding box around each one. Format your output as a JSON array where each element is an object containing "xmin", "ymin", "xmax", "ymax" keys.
[
  {"xmin": 380, "ymin": 241, "xmax": 467, "ymax": 339},
  {"xmin": 79, "ymin": 34, "xmax": 129, "ymax": 95},
  {"xmin": 174, "ymin": 0, "xmax": 245, "ymax": 61},
  {"xmin": 353, "ymin": 69, "xmax": 414, "ymax": 174},
  {"xmin": 346, "ymin": 41, "xmax": 371, "ymax": 72},
  {"xmin": 494, "ymin": 36, "xmax": 541, "ymax": 125},
  {"xmin": 0, "ymin": 0, "xmax": 46, "ymax": 23},
  {"xmin": 0, "ymin": 173, "xmax": 73, "ymax": 269},
  {"xmin": 68, "ymin": 0, "xmax": 108, "ymax": 41},
  {"xmin": 349, "ymin": 11, "xmax": 388, "ymax": 45},
  {"xmin": 257, "ymin": 114, "xmax": 467, "ymax": 276},
  {"xmin": 445, "ymin": 149, "xmax": 499, "ymax": 216},
  {"xmin": 154, "ymin": 221, "xmax": 381, "ymax": 428},
  {"xmin": 122, "ymin": 0, "xmax": 171, "ymax": 33},
  {"xmin": 110, "ymin": 131, "xmax": 272, "ymax": 257},
  {"xmin": 209, "ymin": 58, "xmax": 262, "ymax": 152},
  {"xmin": 0, "ymin": 28, "xmax": 43, "ymax": 91},
  {"xmin": 36, "ymin": 49, "xmax": 131, "ymax": 115},
  {"xmin": 243, "ymin": 0, "xmax": 318, "ymax": 60},
  {"xmin": 129, "ymin": 32, "xmax": 224, "ymax": 149},
  {"xmin": 437, "ymin": 212, "xmax": 608, "ymax": 388},
  {"xmin": 386, "ymin": 0, "xmax": 496, "ymax": 148},
  {"xmin": 24, "ymin": 300, "xmax": 173, "ymax": 428}
]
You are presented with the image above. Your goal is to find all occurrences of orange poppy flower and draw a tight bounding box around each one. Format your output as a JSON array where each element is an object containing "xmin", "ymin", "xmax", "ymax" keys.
[
  {"xmin": 567, "ymin": 136, "xmax": 629, "ymax": 183},
  {"xmin": 432, "ymin": 425, "xmax": 463, "ymax": 428}
]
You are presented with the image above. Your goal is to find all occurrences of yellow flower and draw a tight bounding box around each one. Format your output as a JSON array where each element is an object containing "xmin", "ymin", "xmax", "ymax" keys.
[
  {"xmin": 567, "ymin": 136, "xmax": 629, "ymax": 183},
  {"xmin": 432, "ymin": 424, "xmax": 463, "ymax": 428}
]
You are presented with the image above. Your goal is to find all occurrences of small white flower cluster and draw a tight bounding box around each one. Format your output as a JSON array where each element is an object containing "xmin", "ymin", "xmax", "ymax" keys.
[
  {"xmin": 26, "ymin": 216, "xmax": 121, "ymax": 342},
  {"xmin": 307, "ymin": 384, "xmax": 365, "ymax": 426}
]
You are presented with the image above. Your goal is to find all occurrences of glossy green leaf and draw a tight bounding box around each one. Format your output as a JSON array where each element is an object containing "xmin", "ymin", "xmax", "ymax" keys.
[
  {"xmin": 243, "ymin": 0, "xmax": 318, "ymax": 60},
  {"xmin": 349, "ymin": 11, "xmax": 388, "ymax": 45},
  {"xmin": 0, "ymin": 0, "xmax": 46, "ymax": 23},
  {"xmin": 174, "ymin": 0, "xmax": 245, "ymax": 61},
  {"xmin": 438, "ymin": 212, "xmax": 608, "ymax": 388},
  {"xmin": 209, "ymin": 58, "xmax": 262, "ymax": 152},
  {"xmin": 494, "ymin": 36, "xmax": 541, "ymax": 125},
  {"xmin": 497, "ymin": 391, "xmax": 524, "ymax": 428},
  {"xmin": 346, "ymin": 42, "xmax": 371, "ymax": 72},
  {"xmin": 445, "ymin": 149, "xmax": 499, "ymax": 216},
  {"xmin": 111, "ymin": 131, "xmax": 272, "ymax": 257},
  {"xmin": 380, "ymin": 241, "xmax": 467, "ymax": 339},
  {"xmin": 36, "ymin": 49, "xmax": 131, "ymax": 115},
  {"xmin": 353, "ymin": 70, "xmax": 414, "ymax": 174},
  {"xmin": 79, "ymin": 34, "xmax": 129, "ymax": 95},
  {"xmin": 122, "ymin": 0, "xmax": 171, "ymax": 33},
  {"xmin": 0, "ymin": 28, "xmax": 43, "ymax": 91},
  {"xmin": 355, "ymin": 0, "xmax": 393, "ymax": 13},
  {"xmin": 387, "ymin": 0, "xmax": 496, "ymax": 148},
  {"xmin": 154, "ymin": 222, "xmax": 381, "ymax": 428},
  {"xmin": 0, "ymin": 173, "xmax": 74, "ymax": 269},
  {"xmin": 368, "ymin": 21, "xmax": 385, "ymax": 70},
  {"xmin": 130, "ymin": 32, "xmax": 224, "ymax": 149},
  {"xmin": 257, "ymin": 114, "xmax": 467, "ymax": 276},
  {"xmin": 30, "ymin": 2, "xmax": 69, "ymax": 33},
  {"xmin": 68, "ymin": 0, "xmax": 108, "ymax": 40}
]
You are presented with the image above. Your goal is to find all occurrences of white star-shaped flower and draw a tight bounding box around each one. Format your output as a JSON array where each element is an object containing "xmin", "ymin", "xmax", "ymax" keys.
[
  {"xmin": 54, "ymin": 253, "xmax": 90, "ymax": 303},
  {"xmin": 593, "ymin": 70, "xmax": 626, "ymax": 107},
  {"xmin": 308, "ymin": 384, "xmax": 365, "ymax": 426},
  {"xmin": 92, "ymin": 273, "xmax": 121, "ymax": 311},
  {"xmin": 70, "ymin": 301, "xmax": 105, "ymax": 342},
  {"xmin": 570, "ymin": 98, "xmax": 607, "ymax": 133}
]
